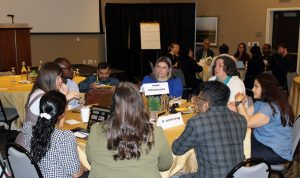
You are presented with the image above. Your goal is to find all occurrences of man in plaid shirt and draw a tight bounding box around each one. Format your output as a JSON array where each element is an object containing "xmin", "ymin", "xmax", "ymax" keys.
[{"xmin": 172, "ymin": 81, "xmax": 247, "ymax": 178}]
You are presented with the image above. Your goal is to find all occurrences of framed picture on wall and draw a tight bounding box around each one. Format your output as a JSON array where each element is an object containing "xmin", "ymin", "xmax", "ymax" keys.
[{"xmin": 196, "ymin": 16, "xmax": 218, "ymax": 46}]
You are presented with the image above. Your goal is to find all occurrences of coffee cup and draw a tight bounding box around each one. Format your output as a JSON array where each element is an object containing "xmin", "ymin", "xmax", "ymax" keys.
[{"xmin": 80, "ymin": 107, "xmax": 90, "ymax": 122}]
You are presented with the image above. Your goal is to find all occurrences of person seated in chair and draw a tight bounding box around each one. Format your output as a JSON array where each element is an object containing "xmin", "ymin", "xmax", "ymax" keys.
[
  {"xmin": 79, "ymin": 62, "xmax": 119, "ymax": 93},
  {"xmin": 142, "ymin": 56, "xmax": 183, "ymax": 98},
  {"xmin": 172, "ymin": 81, "xmax": 247, "ymax": 178},
  {"xmin": 235, "ymin": 73, "xmax": 294, "ymax": 164},
  {"xmin": 20, "ymin": 91, "xmax": 85, "ymax": 178},
  {"xmin": 54, "ymin": 57, "xmax": 80, "ymax": 109}
]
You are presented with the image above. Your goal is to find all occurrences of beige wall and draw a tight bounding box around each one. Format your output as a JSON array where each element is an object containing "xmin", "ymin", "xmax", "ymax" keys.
[
  {"xmin": 30, "ymin": 0, "xmax": 300, "ymax": 66},
  {"xmin": 196, "ymin": 0, "xmax": 300, "ymax": 55}
]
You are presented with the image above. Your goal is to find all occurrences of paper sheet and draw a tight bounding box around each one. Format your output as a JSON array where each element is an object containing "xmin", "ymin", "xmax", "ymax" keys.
[
  {"xmin": 73, "ymin": 132, "xmax": 88, "ymax": 139},
  {"xmin": 65, "ymin": 119, "xmax": 81, "ymax": 125}
]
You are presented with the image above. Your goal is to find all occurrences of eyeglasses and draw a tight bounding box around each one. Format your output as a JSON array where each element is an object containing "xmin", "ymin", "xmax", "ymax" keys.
[
  {"xmin": 195, "ymin": 96, "xmax": 211, "ymax": 107},
  {"xmin": 61, "ymin": 66, "xmax": 73, "ymax": 70}
]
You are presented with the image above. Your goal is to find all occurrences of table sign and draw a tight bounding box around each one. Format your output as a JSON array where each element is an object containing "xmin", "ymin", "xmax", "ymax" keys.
[
  {"xmin": 141, "ymin": 82, "xmax": 169, "ymax": 96},
  {"xmin": 156, "ymin": 113, "xmax": 184, "ymax": 129}
]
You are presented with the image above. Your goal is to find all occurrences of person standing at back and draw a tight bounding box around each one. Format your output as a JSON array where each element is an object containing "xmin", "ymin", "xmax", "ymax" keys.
[
  {"xmin": 172, "ymin": 81, "xmax": 247, "ymax": 178},
  {"xmin": 269, "ymin": 43, "xmax": 293, "ymax": 91},
  {"xmin": 166, "ymin": 42, "xmax": 180, "ymax": 67},
  {"xmin": 54, "ymin": 57, "xmax": 80, "ymax": 109}
]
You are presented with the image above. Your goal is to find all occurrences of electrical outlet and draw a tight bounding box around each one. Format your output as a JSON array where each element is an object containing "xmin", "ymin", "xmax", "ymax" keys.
[
  {"xmin": 76, "ymin": 37, "xmax": 80, "ymax": 42},
  {"xmin": 83, "ymin": 60, "xmax": 86, "ymax": 64},
  {"xmin": 88, "ymin": 59, "xmax": 93, "ymax": 64}
]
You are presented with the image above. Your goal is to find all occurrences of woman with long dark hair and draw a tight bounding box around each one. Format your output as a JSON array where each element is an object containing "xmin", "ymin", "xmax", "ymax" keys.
[
  {"xmin": 234, "ymin": 43, "xmax": 250, "ymax": 64},
  {"xmin": 243, "ymin": 45, "xmax": 265, "ymax": 96},
  {"xmin": 235, "ymin": 73, "xmax": 294, "ymax": 164},
  {"xmin": 86, "ymin": 82, "xmax": 172, "ymax": 178},
  {"xmin": 22, "ymin": 90, "xmax": 83, "ymax": 178},
  {"xmin": 25, "ymin": 62, "xmax": 80, "ymax": 124}
]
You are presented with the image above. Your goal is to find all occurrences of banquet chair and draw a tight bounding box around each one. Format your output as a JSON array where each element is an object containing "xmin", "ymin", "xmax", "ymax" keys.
[
  {"xmin": 6, "ymin": 143, "xmax": 43, "ymax": 178},
  {"xmin": 226, "ymin": 157, "xmax": 271, "ymax": 178},
  {"xmin": 270, "ymin": 115, "xmax": 300, "ymax": 178},
  {"xmin": 0, "ymin": 152, "xmax": 9, "ymax": 178},
  {"xmin": 0, "ymin": 99, "xmax": 19, "ymax": 144}
]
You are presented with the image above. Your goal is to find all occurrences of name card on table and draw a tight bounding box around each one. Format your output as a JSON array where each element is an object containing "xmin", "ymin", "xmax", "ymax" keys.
[
  {"xmin": 141, "ymin": 82, "xmax": 169, "ymax": 96},
  {"xmin": 156, "ymin": 113, "xmax": 184, "ymax": 129}
]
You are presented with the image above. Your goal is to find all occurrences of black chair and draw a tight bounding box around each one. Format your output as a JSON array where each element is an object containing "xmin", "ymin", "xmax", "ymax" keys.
[
  {"xmin": 270, "ymin": 115, "xmax": 300, "ymax": 178},
  {"xmin": 0, "ymin": 99, "xmax": 19, "ymax": 143},
  {"xmin": 226, "ymin": 157, "xmax": 271, "ymax": 178},
  {"xmin": 6, "ymin": 143, "xmax": 43, "ymax": 178}
]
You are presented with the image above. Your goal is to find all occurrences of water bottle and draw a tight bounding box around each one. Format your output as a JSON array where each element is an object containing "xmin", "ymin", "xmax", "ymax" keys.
[
  {"xmin": 27, "ymin": 66, "xmax": 32, "ymax": 83},
  {"xmin": 10, "ymin": 67, "xmax": 16, "ymax": 85},
  {"xmin": 21, "ymin": 61, "xmax": 27, "ymax": 81},
  {"xmin": 38, "ymin": 60, "xmax": 42, "ymax": 71}
]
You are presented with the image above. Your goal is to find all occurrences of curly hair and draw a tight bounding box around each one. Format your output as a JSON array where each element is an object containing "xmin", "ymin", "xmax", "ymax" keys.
[
  {"xmin": 106, "ymin": 82, "xmax": 154, "ymax": 160},
  {"xmin": 256, "ymin": 73, "xmax": 294, "ymax": 127},
  {"xmin": 30, "ymin": 90, "xmax": 67, "ymax": 163},
  {"xmin": 212, "ymin": 55, "xmax": 238, "ymax": 77}
]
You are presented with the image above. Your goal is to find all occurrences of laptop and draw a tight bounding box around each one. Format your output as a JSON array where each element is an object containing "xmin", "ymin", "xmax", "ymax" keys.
[
  {"xmin": 236, "ymin": 61, "xmax": 245, "ymax": 69},
  {"xmin": 71, "ymin": 106, "xmax": 110, "ymax": 138}
]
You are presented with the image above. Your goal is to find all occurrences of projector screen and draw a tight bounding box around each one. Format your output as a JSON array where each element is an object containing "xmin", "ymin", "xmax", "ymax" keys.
[{"xmin": 1, "ymin": 0, "xmax": 102, "ymax": 33}]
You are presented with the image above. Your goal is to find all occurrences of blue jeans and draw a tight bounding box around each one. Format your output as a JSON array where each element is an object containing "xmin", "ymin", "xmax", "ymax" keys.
[{"xmin": 251, "ymin": 134, "xmax": 287, "ymax": 164}]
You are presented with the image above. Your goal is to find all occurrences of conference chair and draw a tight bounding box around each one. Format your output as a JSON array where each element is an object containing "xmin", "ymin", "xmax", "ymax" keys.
[
  {"xmin": 0, "ymin": 99, "xmax": 19, "ymax": 144},
  {"xmin": 6, "ymin": 143, "xmax": 43, "ymax": 178},
  {"xmin": 270, "ymin": 115, "xmax": 300, "ymax": 178},
  {"xmin": 226, "ymin": 157, "xmax": 271, "ymax": 178},
  {"xmin": 0, "ymin": 152, "xmax": 9, "ymax": 178}
]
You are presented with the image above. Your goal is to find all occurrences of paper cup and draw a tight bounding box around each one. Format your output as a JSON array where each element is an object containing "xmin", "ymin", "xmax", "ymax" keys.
[{"xmin": 80, "ymin": 107, "xmax": 90, "ymax": 122}]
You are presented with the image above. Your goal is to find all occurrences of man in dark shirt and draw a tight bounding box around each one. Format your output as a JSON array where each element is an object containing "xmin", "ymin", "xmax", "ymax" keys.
[
  {"xmin": 195, "ymin": 39, "xmax": 214, "ymax": 62},
  {"xmin": 78, "ymin": 62, "xmax": 119, "ymax": 92},
  {"xmin": 269, "ymin": 43, "xmax": 292, "ymax": 91},
  {"xmin": 172, "ymin": 81, "xmax": 247, "ymax": 178},
  {"xmin": 261, "ymin": 43, "xmax": 274, "ymax": 71}
]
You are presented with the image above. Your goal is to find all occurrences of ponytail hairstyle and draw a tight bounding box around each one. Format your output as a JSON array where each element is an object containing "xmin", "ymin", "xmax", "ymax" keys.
[{"xmin": 30, "ymin": 90, "xmax": 67, "ymax": 163}]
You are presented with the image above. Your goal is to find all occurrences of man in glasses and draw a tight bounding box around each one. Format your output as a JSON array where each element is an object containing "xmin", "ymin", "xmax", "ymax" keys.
[
  {"xmin": 172, "ymin": 81, "xmax": 247, "ymax": 178},
  {"xmin": 78, "ymin": 62, "xmax": 119, "ymax": 93},
  {"xmin": 54, "ymin": 57, "xmax": 80, "ymax": 109}
]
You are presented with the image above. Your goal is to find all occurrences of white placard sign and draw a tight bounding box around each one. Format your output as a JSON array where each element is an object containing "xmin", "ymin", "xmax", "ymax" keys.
[
  {"xmin": 140, "ymin": 22, "xmax": 161, "ymax": 49},
  {"xmin": 156, "ymin": 113, "xmax": 184, "ymax": 129},
  {"xmin": 142, "ymin": 82, "xmax": 169, "ymax": 96}
]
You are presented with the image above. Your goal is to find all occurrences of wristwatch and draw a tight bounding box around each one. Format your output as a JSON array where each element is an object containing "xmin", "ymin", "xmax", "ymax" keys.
[{"xmin": 235, "ymin": 101, "xmax": 243, "ymax": 107}]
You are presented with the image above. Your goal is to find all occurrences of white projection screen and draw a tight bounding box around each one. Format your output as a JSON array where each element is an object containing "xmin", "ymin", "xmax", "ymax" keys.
[{"xmin": 1, "ymin": 0, "xmax": 101, "ymax": 33}]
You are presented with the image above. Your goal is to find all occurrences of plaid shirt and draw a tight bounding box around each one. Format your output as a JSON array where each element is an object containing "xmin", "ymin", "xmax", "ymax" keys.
[
  {"xmin": 23, "ymin": 122, "xmax": 80, "ymax": 178},
  {"xmin": 172, "ymin": 106, "xmax": 247, "ymax": 178}
]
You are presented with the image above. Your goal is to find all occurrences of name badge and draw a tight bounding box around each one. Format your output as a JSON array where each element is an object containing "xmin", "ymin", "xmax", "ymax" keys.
[
  {"xmin": 156, "ymin": 113, "xmax": 184, "ymax": 129},
  {"xmin": 142, "ymin": 82, "xmax": 169, "ymax": 96}
]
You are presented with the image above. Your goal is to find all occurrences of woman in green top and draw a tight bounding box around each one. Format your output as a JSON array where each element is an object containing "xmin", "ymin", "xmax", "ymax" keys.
[{"xmin": 86, "ymin": 82, "xmax": 173, "ymax": 178}]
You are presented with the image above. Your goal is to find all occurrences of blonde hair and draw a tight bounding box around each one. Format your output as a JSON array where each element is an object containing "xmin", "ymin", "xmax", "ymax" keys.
[{"xmin": 153, "ymin": 56, "xmax": 173, "ymax": 80}]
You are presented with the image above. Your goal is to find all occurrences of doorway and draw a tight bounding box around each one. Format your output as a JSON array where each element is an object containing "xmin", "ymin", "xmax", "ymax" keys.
[{"xmin": 266, "ymin": 8, "xmax": 300, "ymax": 74}]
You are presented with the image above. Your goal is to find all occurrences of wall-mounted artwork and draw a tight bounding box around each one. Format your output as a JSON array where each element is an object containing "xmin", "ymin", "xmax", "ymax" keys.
[{"xmin": 196, "ymin": 16, "xmax": 218, "ymax": 46}]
